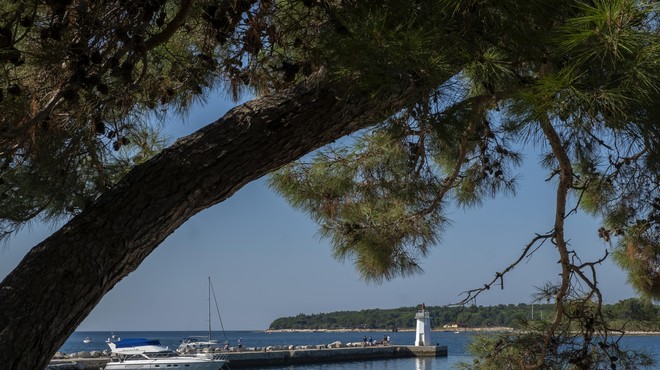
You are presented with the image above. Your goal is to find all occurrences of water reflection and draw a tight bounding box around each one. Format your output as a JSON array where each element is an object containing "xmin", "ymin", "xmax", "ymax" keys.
[{"xmin": 415, "ymin": 357, "xmax": 433, "ymax": 370}]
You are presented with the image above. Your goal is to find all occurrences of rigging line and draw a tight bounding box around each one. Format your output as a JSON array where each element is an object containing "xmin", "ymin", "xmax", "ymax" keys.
[{"xmin": 210, "ymin": 279, "xmax": 227, "ymax": 341}]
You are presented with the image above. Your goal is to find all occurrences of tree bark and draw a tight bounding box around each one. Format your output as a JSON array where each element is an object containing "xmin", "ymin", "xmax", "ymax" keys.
[{"xmin": 0, "ymin": 76, "xmax": 420, "ymax": 369}]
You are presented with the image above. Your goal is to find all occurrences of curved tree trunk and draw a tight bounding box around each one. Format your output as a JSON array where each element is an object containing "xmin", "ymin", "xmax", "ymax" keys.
[{"xmin": 0, "ymin": 77, "xmax": 421, "ymax": 369}]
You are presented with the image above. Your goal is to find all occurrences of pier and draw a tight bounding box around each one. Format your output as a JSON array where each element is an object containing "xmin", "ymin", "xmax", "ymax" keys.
[
  {"xmin": 224, "ymin": 345, "xmax": 447, "ymax": 368},
  {"xmin": 48, "ymin": 345, "xmax": 447, "ymax": 369}
]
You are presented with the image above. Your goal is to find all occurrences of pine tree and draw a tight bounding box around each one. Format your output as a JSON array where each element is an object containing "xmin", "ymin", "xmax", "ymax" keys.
[
  {"xmin": 270, "ymin": 0, "xmax": 660, "ymax": 368},
  {"xmin": 0, "ymin": 0, "xmax": 659, "ymax": 368}
]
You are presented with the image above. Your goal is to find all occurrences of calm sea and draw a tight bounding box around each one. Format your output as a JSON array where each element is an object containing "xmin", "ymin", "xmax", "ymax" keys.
[{"xmin": 61, "ymin": 330, "xmax": 660, "ymax": 369}]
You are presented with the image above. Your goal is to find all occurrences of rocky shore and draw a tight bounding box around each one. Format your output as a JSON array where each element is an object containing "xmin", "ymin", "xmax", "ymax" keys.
[{"xmin": 47, "ymin": 350, "xmax": 111, "ymax": 370}]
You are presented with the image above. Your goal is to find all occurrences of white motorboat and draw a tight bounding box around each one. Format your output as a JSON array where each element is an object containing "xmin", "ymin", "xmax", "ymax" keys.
[
  {"xmin": 83, "ymin": 336, "xmax": 92, "ymax": 344},
  {"xmin": 178, "ymin": 336, "xmax": 221, "ymax": 352},
  {"xmin": 106, "ymin": 337, "xmax": 227, "ymax": 370}
]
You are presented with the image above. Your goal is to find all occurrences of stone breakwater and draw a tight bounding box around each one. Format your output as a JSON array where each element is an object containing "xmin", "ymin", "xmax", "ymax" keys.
[
  {"xmin": 51, "ymin": 350, "xmax": 111, "ymax": 359},
  {"xmin": 223, "ymin": 344, "xmax": 447, "ymax": 368},
  {"xmin": 176, "ymin": 340, "xmax": 400, "ymax": 354},
  {"xmin": 47, "ymin": 350, "xmax": 111, "ymax": 370},
  {"xmin": 48, "ymin": 343, "xmax": 447, "ymax": 369}
]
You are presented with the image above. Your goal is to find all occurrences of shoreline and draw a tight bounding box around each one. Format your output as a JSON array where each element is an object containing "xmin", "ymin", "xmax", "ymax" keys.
[
  {"xmin": 265, "ymin": 327, "xmax": 660, "ymax": 336},
  {"xmin": 265, "ymin": 327, "xmax": 514, "ymax": 333}
]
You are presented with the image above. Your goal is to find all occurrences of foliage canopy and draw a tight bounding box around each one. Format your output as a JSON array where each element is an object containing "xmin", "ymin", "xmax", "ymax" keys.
[{"xmin": 267, "ymin": 0, "xmax": 660, "ymax": 368}]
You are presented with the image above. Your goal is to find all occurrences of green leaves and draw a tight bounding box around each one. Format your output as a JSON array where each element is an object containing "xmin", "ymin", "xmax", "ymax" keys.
[
  {"xmin": 612, "ymin": 227, "xmax": 660, "ymax": 299},
  {"xmin": 321, "ymin": 0, "xmax": 466, "ymax": 95},
  {"xmin": 270, "ymin": 126, "xmax": 446, "ymax": 282},
  {"xmin": 270, "ymin": 90, "xmax": 522, "ymax": 282},
  {"xmin": 558, "ymin": 0, "xmax": 653, "ymax": 67},
  {"xmin": 546, "ymin": 0, "xmax": 660, "ymax": 122},
  {"xmin": 0, "ymin": 0, "xmax": 333, "ymax": 238}
]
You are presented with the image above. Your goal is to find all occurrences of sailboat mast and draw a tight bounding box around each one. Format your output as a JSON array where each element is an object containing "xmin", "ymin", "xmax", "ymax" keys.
[{"xmin": 208, "ymin": 276, "xmax": 212, "ymax": 342}]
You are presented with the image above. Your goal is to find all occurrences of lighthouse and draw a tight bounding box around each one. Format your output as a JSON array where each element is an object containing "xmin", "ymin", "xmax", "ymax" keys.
[{"xmin": 415, "ymin": 303, "xmax": 431, "ymax": 346}]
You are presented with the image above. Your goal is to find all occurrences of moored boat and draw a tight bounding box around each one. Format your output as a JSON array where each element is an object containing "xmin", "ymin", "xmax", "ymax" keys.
[
  {"xmin": 106, "ymin": 337, "xmax": 227, "ymax": 370},
  {"xmin": 178, "ymin": 277, "xmax": 228, "ymax": 354},
  {"xmin": 178, "ymin": 336, "xmax": 221, "ymax": 352}
]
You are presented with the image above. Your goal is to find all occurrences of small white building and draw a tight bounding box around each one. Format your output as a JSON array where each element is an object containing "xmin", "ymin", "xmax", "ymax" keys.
[{"xmin": 415, "ymin": 303, "xmax": 431, "ymax": 346}]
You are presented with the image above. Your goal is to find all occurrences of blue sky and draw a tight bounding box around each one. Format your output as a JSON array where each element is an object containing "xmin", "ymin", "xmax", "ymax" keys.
[{"xmin": 0, "ymin": 91, "xmax": 637, "ymax": 331}]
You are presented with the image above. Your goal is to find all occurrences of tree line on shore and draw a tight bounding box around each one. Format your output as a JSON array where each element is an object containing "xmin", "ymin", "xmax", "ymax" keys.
[{"xmin": 269, "ymin": 298, "xmax": 660, "ymax": 332}]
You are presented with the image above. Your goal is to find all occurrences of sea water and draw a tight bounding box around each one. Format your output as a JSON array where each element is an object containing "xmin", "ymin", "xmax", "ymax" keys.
[{"xmin": 61, "ymin": 330, "xmax": 659, "ymax": 369}]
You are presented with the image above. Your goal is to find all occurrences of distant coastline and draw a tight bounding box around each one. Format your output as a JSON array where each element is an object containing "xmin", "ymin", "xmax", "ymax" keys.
[
  {"xmin": 265, "ymin": 327, "xmax": 660, "ymax": 336},
  {"xmin": 266, "ymin": 327, "xmax": 514, "ymax": 333},
  {"xmin": 267, "ymin": 300, "xmax": 660, "ymax": 335}
]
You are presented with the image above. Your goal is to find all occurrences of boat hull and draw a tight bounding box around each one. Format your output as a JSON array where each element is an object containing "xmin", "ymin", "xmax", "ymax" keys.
[{"xmin": 105, "ymin": 358, "xmax": 226, "ymax": 369}]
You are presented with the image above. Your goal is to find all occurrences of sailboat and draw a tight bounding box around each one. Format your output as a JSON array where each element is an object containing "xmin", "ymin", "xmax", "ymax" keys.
[{"xmin": 177, "ymin": 277, "xmax": 226, "ymax": 353}]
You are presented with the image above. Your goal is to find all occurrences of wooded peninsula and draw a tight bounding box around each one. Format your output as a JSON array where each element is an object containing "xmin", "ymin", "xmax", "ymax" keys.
[{"xmin": 269, "ymin": 299, "xmax": 660, "ymax": 332}]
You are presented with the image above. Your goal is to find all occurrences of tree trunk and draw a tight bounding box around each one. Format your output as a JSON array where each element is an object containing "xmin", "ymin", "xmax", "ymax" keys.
[{"xmin": 0, "ymin": 77, "xmax": 420, "ymax": 369}]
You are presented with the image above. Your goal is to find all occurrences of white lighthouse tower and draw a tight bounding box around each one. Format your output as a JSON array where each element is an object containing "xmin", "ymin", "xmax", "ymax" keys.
[{"xmin": 415, "ymin": 303, "xmax": 432, "ymax": 346}]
